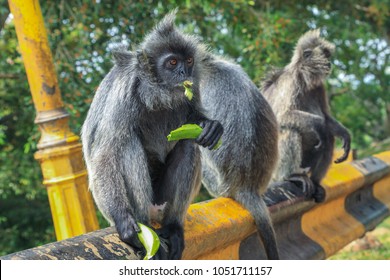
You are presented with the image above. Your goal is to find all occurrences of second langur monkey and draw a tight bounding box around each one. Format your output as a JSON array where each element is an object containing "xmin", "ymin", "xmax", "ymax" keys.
[{"xmin": 262, "ymin": 29, "xmax": 351, "ymax": 202}]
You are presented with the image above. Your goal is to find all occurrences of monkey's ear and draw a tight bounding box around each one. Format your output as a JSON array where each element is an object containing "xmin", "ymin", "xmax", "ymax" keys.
[{"xmin": 111, "ymin": 45, "xmax": 133, "ymax": 67}]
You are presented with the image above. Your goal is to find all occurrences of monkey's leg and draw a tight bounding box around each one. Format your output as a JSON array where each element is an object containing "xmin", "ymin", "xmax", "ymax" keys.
[
  {"xmin": 276, "ymin": 130, "xmax": 320, "ymax": 200},
  {"xmin": 234, "ymin": 190, "xmax": 279, "ymax": 260},
  {"xmin": 274, "ymin": 131, "xmax": 303, "ymax": 182},
  {"xmin": 308, "ymin": 147, "xmax": 333, "ymax": 204},
  {"xmin": 200, "ymin": 153, "xmax": 223, "ymax": 197},
  {"xmin": 154, "ymin": 140, "xmax": 202, "ymax": 260}
]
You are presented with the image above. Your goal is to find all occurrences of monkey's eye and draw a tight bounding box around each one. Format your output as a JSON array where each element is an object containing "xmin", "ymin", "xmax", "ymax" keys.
[
  {"xmin": 303, "ymin": 49, "xmax": 312, "ymax": 59},
  {"xmin": 169, "ymin": 59, "xmax": 177, "ymax": 66},
  {"xmin": 187, "ymin": 57, "xmax": 193, "ymax": 64},
  {"xmin": 323, "ymin": 49, "xmax": 331, "ymax": 58}
]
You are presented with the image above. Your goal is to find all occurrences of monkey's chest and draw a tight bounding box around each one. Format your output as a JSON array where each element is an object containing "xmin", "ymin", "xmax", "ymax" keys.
[{"xmin": 140, "ymin": 109, "xmax": 189, "ymax": 161}]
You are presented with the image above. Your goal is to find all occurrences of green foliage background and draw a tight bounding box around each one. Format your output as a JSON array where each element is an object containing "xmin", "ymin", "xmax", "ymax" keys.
[{"xmin": 0, "ymin": 0, "xmax": 389, "ymax": 255}]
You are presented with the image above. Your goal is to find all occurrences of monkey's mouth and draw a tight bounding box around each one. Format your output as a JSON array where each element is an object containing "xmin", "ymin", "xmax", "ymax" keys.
[
  {"xmin": 173, "ymin": 80, "xmax": 193, "ymax": 90},
  {"xmin": 323, "ymin": 63, "xmax": 332, "ymax": 73}
]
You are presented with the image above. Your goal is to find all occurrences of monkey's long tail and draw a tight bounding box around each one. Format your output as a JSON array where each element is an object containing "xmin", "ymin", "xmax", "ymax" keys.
[{"xmin": 234, "ymin": 190, "xmax": 280, "ymax": 260}]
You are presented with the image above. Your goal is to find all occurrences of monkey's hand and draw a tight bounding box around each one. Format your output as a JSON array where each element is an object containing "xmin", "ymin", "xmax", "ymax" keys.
[
  {"xmin": 116, "ymin": 217, "xmax": 146, "ymax": 258},
  {"xmin": 334, "ymin": 132, "xmax": 351, "ymax": 164},
  {"xmin": 196, "ymin": 120, "xmax": 223, "ymax": 150},
  {"xmin": 312, "ymin": 129, "xmax": 322, "ymax": 150}
]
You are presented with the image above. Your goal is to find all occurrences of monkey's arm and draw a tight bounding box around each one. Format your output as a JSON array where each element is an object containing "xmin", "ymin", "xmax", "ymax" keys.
[
  {"xmin": 91, "ymin": 133, "xmax": 153, "ymax": 253},
  {"xmin": 280, "ymin": 110, "xmax": 324, "ymax": 131},
  {"xmin": 280, "ymin": 110, "xmax": 324, "ymax": 148},
  {"xmin": 326, "ymin": 116, "xmax": 351, "ymax": 163}
]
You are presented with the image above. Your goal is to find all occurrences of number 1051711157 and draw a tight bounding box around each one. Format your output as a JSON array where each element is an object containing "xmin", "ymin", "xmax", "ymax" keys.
[{"xmin": 212, "ymin": 266, "xmax": 272, "ymax": 276}]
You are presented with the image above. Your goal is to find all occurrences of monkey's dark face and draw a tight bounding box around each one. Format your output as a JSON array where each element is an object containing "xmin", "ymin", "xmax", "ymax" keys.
[
  {"xmin": 155, "ymin": 52, "xmax": 195, "ymax": 89},
  {"xmin": 298, "ymin": 44, "xmax": 334, "ymax": 86},
  {"xmin": 292, "ymin": 30, "xmax": 336, "ymax": 85},
  {"xmin": 302, "ymin": 46, "xmax": 333, "ymax": 74}
]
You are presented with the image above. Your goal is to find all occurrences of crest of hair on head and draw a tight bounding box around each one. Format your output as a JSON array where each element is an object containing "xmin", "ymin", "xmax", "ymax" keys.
[{"xmin": 140, "ymin": 9, "xmax": 200, "ymax": 67}]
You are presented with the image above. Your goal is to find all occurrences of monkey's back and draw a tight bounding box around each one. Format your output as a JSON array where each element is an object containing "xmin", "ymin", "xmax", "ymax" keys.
[{"xmin": 199, "ymin": 57, "xmax": 278, "ymax": 195}]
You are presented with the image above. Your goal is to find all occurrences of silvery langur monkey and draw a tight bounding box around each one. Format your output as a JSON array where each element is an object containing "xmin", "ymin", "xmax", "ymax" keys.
[
  {"xmin": 262, "ymin": 29, "xmax": 351, "ymax": 202},
  {"xmin": 81, "ymin": 12, "xmax": 223, "ymax": 260},
  {"xmin": 198, "ymin": 50, "xmax": 280, "ymax": 259}
]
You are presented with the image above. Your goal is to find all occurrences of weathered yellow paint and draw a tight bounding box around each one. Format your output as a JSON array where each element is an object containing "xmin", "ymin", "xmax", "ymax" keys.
[
  {"xmin": 182, "ymin": 198, "xmax": 255, "ymax": 260},
  {"xmin": 2, "ymin": 148, "xmax": 390, "ymax": 260},
  {"xmin": 308, "ymin": 157, "xmax": 373, "ymax": 257},
  {"xmin": 321, "ymin": 162, "xmax": 365, "ymax": 201},
  {"xmin": 8, "ymin": 0, "xmax": 99, "ymax": 240},
  {"xmin": 373, "ymin": 150, "xmax": 390, "ymax": 165},
  {"xmin": 301, "ymin": 197, "xmax": 365, "ymax": 258},
  {"xmin": 373, "ymin": 174, "xmax": 390, "ymax": 208},
  {"xmin": 8, "ymin": 0, "xmax": 62, "ymax": 112}
]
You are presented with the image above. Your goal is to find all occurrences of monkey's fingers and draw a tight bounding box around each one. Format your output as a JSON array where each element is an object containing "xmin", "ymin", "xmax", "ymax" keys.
[
  {"xmin": 334, "ymin": 140, "xmax": 351, "ymax": 164},
  {"xmin": 288, "ymin": 173, "xmax": 315, "ymax": 198},
  {"xmin": 208, "ymin": 131, "xmax": 223, "ymax": 150},
  {"xmin": 314, "ymin": 139, "xmax": 322, "ymax": 150},
  {"xmin": 155, "ymin": 224, "xmax": 184, "ymax": 260},
  {"xmin": 334, "ymin": 151, "xmax": 349, "ymax": 163},
  {"xmin": 312, "ymin": 130, "xmax": 322, "ymax": 150},
  {"xmin": 206, "ymin": 123, "xmax": 223, "ymax": 150},
  {"xmin": 196, "ymin": 121, "xmax": 219, "ymax": 147},
  {"xmin": 196, "ymin": 121, "xmax": 211, "ymax": 146},
  {"xmin": 117, "ymin": 222, "xmax": 145, "ymax": 257},
  {"xmin": 203, "ymin": 122, "xmax": 223, "ymax": 149},
  {"xmin": 151, "ymin": 238, "xmax": 169, "ymax": 260},
  {"xmin": 199, "ymin": 121, "xmax": 223, "ymax": 149},
  {"xmin": 313, "ymin": 183, "xmax": 326, "ymax": 203}
]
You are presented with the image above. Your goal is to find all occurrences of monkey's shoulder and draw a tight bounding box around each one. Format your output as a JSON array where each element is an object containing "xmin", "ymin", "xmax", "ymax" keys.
[{"xmin": 261, "ymin": 68, "xmax": 285, "ymax": 92}]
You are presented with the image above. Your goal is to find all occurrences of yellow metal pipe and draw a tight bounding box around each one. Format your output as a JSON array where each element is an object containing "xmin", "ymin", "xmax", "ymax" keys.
[{"xmin": 8, "ymin": 0, "xmax": 99, "ymax": 240}]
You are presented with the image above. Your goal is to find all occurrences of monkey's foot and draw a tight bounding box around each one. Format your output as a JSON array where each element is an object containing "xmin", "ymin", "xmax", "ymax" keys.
[
  {"xmin": 153, "ymin": 223, "xmax": 184, "ymax": 260},
  {"xmin": 313, "ymin": 183, "xmax": 326, "ymax": 203},
  {"xmin": 287, "ymin": 174, "xmax": 316, "ymax": 199},
  {"xmin": 287, "ymin": 174, "xmax": 326, "ymax": 203}
]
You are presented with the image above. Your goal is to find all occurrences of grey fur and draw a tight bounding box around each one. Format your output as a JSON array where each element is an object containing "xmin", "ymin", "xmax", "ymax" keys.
[
  {"xmin": 81, "ymin": 11, "xmax": 222, "ymax": 260},
  {"xmin": 198, "ymin": 50, "xmax": 280, "ymax": 259},
  {"xmin": 262, "ymin": 29, "xmax": 351, "ymax": 200}
]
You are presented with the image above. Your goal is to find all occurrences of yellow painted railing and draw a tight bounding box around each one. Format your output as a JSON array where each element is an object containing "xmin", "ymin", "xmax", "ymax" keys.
[{"xmin": 2, "ymin": 151, "xmax": 389, "ymax": 260}]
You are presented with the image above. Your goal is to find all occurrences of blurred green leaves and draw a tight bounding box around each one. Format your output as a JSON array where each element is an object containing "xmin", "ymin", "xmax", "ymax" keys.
[{"xmin": 0, "ymin": 0, "xmax": 388, "ymax": 255}]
